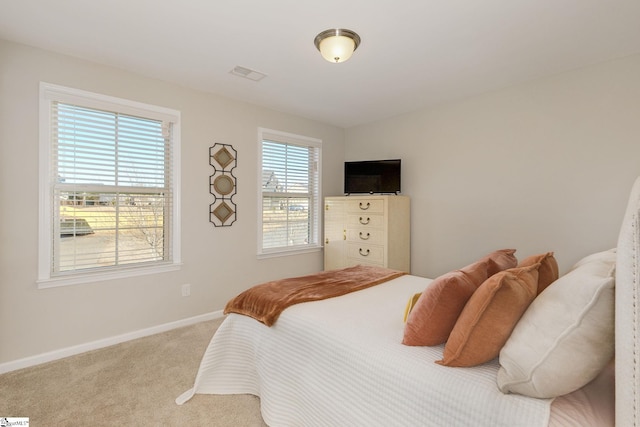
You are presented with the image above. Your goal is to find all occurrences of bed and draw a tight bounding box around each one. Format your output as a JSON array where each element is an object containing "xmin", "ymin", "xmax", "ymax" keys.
[{"xmin": 177, "ymin": 176, "xmax": 640, "ymax": 427}]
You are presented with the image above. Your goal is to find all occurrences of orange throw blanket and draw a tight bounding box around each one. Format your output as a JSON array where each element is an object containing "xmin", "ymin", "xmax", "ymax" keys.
[{"xmin": 224, "ymin": 265, "xmax": 407, "ymax": 326}]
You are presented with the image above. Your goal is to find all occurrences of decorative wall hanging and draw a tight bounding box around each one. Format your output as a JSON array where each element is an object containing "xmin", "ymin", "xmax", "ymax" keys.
[{"xmin": 209, "ymin": 143, "xmax": 237, "ymax": 226}]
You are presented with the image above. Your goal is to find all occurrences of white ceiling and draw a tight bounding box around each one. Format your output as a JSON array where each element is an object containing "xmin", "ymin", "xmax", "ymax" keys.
[{"xmin": 2, "ymin": 1, "xmax": 639, "ymax": 128}]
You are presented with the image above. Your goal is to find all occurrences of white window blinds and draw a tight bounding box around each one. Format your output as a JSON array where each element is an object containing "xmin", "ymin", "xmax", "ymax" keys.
[
  {"xmin": 39, "ymin": 83, "xmax": 181, "ymax": 286},
  {"xmin": 52, "ymin": 102, "xmax": 173, "ymax": 273},
  {"xmin": 259, "ymin": 129, "xmax": 321, "ymax": 255}
]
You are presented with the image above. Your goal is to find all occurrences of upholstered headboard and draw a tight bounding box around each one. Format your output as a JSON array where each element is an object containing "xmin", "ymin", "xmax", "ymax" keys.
[{"xmin": 616, "ymin": 176, "xmax": 640, "ymax": 426}]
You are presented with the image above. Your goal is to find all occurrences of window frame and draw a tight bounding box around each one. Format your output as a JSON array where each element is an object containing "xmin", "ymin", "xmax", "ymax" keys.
[
  {"xmin": 38, "ymin": 82, "xmax": 181, "ymax": 288},
  {"xmin": 257, "ymin": 127, "xmax": 322, "ymax": 258}
]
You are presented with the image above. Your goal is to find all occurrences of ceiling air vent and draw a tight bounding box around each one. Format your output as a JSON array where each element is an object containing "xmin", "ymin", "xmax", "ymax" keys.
[{"xmin": 230, "ymin": 66, "xmax": 267, "ymax": 82}]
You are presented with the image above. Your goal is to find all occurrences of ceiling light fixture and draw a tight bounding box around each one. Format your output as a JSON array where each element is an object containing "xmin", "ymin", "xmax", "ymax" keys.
[{"xmin": 314, "ymin": 29, "xmax": 361, "ymax": 63}]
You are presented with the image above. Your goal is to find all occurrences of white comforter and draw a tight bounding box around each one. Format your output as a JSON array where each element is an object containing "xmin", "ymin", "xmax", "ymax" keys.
[{"xmin": 177, "ymin": 274, "xmax": 551, "ymax": 426}]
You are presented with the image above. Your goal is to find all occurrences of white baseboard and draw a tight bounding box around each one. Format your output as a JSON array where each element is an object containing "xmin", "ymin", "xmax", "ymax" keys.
[{"xmin": 0, "ymin": 310, "xmax": 225, "ymax": 375}]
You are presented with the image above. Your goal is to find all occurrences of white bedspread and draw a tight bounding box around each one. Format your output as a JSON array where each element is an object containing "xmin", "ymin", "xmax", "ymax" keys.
[{"xmin": 177, "ymin": 274, "xmax": 552, "ymax": 426}]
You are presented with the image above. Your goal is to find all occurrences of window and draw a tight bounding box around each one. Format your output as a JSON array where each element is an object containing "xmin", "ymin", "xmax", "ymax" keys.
[
  {"xmin": 38, "ymin": 83, "xmax": 181, "ymax": 288},
  {"xmin": 258, "ymin": 128, "xmax": 321, "ymax": 257}
]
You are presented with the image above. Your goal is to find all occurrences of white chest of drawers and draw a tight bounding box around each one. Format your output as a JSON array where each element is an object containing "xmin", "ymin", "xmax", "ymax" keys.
[{"xmin": 323, "ymin": 195, "xmax": 410, "ymax": 272}]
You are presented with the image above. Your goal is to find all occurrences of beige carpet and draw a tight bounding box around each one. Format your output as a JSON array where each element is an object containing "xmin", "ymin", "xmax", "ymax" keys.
[{"xmin": 0, "ymin": 318, "xmax": 268, "ymax": 426}]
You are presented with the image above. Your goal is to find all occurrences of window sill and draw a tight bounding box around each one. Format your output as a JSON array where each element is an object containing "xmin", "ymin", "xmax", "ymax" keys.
[
  {"xmin": 257, "ymin": 245, "xmax": 321, "ymax": 260},
  {"xmin": 37, "ymin": 262, "xmax": 183, "ymax": 289}
]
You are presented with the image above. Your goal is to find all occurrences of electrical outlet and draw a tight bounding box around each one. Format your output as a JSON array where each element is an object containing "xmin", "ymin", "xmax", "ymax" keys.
[{"xmin": 181, "ymin": 283, "xmax": 191, "ymax": 297}]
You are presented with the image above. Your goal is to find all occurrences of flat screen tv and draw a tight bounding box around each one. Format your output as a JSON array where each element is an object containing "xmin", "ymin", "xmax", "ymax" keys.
[{"xmin": 344, "ymin": 159, "xmax": 401, "ymax": 194}]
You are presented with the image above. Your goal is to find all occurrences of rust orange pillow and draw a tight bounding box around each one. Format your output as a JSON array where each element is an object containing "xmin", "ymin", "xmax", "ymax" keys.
[
  {"xmin": 518, "ymin": 252, "xmax": 559, "ymax": 294},
  {"xmin": 437, "ymin": 263, "xmax": 539, "ymax": 367},
  {"xmin": 480, "ymin": 248, "xmax": 518, "ymax": 275},
  {"xmin": 402, "ymin": 249, "xmax": 517, "ymax": 347},
  {"xmin": 403, "ymin": 268, "xmax": 484, "ymax": 346}
]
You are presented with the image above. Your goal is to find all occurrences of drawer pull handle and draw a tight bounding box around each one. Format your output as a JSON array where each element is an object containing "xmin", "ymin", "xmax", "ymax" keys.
[
  {"xmin": 359, "ymin": 248, "xmax": 370, "ymax": 256},
  {"xmin": 359, "ymin": 202, "xmax": 370, "ymax": 210},
  {"xmin": 359, "ymin": 232, "xmax": 370, "ymax": 240},
  {"xmin": 359, "ymin": 217, "xmax": 370, "ymax": 225}
]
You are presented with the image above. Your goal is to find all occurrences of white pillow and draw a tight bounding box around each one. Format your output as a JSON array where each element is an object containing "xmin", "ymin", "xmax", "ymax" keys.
[
  {"xmin": 569, "ymin": 248, "xmax": 616, "ymax": 271},
  {"xmin": 496, "ymin": 249, "xmax": 615, "ymax": 398}
]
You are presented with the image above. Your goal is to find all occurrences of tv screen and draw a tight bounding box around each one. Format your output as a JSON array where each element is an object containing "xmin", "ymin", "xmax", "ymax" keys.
[{"xmin": 344, "ymin": 159, "xmax": 401, "ymax": 194}]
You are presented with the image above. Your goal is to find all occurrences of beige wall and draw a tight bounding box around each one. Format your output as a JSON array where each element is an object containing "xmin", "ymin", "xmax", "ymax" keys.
[
  {"xmin": 0, "ymin": 39, "xmax": 345, "ymax": 365},
  {"xmin": 346, "ymin": 54, "xmax": 640, "ymax": 277}
]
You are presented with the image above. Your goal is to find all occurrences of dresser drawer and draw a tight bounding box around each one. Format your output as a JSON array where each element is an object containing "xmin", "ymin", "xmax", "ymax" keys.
[
  {"xmin": 346, "ymin": 243, "xmax": 384, "ymax": 264},
  {"xmin": 349, "ymin": 259, "xmax": 385, "ymax": 268},
  {"xmin": 346, "ymin": 214, "xmax": 384, "ymax": 228},
  {"xmin": 345, "ymin": 199, "xmax": 384, "ymax": 214},
  {"xmin": 346, "ymin": 228, "xmax": 385, "ymax": 245}
]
